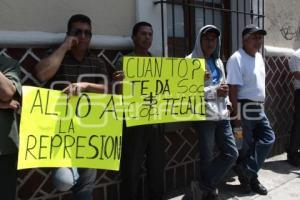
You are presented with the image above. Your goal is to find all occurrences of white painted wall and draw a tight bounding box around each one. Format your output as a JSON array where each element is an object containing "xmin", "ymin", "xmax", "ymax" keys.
[
  {"xmin": 0, "ymin": 0, "xmax": 167, "ymax": 54},
  {"xmin": 265, "ymin": 0, "xmax": 300, "ymax": 50},
  {"xmin": 136, "ymin": 0, "xmax": 167, "ymax": 56},
  {"xmin": 0, "ymin": 0, "xmax": 135, "ymax": 36}
]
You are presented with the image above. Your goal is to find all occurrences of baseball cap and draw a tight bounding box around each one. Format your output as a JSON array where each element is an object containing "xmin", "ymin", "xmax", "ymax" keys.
[
  {"xmin": 242, "ymin": 24, "xmax": 267, "ymax": 37},
  {"xmin": 202, "ymin": 26, "xmax": 220, "ymax": 37}
]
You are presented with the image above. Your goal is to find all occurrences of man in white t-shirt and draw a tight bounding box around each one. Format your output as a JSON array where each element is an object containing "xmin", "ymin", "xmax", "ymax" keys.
[
  {"xmin": 226, "ymin": 24, "xmax": 275, "ymax": 195},
  {"xmin": 287, "ymin": 49, "xmax": 300, "ymax": 166}
]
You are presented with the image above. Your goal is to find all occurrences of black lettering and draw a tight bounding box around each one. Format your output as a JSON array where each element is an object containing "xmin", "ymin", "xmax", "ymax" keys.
[
  {"xmin": 30, "ymin": 89, "xmax": 43, "ymax": 114},
  {"xmin": 187, "ymin": 96, "xmax": 193, "ymax": 114},
  {"xmin": 68, "ymin": 119, "xmax": 75, "ymax": 133},
  {"xmin": 163, "ymin": 79, "xmax": 170, "ymax": 95},
  {"xmin": 76, "ymin": 136, "xmax": 86, "ymax": 159},
  {"xmin": 125, "ymin": 57, "xmax": 135, "ymax": 78},
  {"xmin": 180, "ymin": 96, "xmax": 188, "ymax": 114},
  {"xmin": 114, "ymin": 136, "xmax": 122, "ymax": 160},
  {"xmin": 50, "ymin": 135, "xmax": 62, "ymax": 159},
  {"xmin": 130, "ymin": 80, "xmax": 140, "ymax": 96},
  {"xmin": 65, "ymin": 95, "xmax": 70, "ymax": 117},
  {"xmin": 193, "ymin": 96, "xmax": 198, "ymax": 114},
  {"xmin": 140, "ymin": 80, "xmax": 149, "ymax": 95},
  {"xmin": 192, "ymin": 59, "xmax": 202, "ymax": 79},
  {"xmin": 155, "ymin": 80, "xmax": 163, "ymax": 95},
  {"xmin": 166, "ymin": 58, "xmax": 177, "ymax": 76},
  {"xmin": 63, "ymin": 135, "xmax": 75, "ymax": 158},
  {"xmin": 104, "ymin": 136, "xmax": 114, "ymax": 159},
  {"xmin": 177, "ymin": 78, "xmax": 188, "ymax": 93},
  {"xmin": 99, "ymin": 135, "xmax": 106, "ymax": 160},
  {"xmin": 162, "ymin": 98, "xmax": 173, "ymax": 115},
  {"xmin": 58, "ymin": 119, "xmax": 66, "ymax": 134},
  {"xmin": 144, "ymin": 58, "xmax": 153, "ymax": 77},
  {"xmin": 155, "ymin": 80, "xmax": 170, "ymax": 95},
  {"xmin": 199, "ymin": 95, "xmax": 205, "ymax": 115},
  {"xmin": 171, "ymin": 98, "xmax": 179, "ymax": 115},
  {"xmin": 136, "ymin": 58, "xmax": 145, "ymax": 78},
  {"xmin": 39, "ymin": 135, "xmax": 49, "ymax": 159},
  {"xmin": 87, "ymin": 135, "xmax": 99, "ymax": 159},
  {"xmin": 99, "ymin": 96, "xmax": 118, "ymax": 120},
  {"xmin": 45, "ymin": 90, "xmax": 58, "ymax": 116},
  {"xmin": 127, "ymin": 102, "xmax": 137, "ymax": 119},
  {"xmin": 178, "ymin": 59, "xmax": 188, "ymax": 78},
  {"xmin": 25, "ymin": 135, "xmax": 37, "ymax": 160},
  {"xmin": 75, "ymin": 94, "xmax": 91, "ymax": 118},
  {"xmin": 154, "ymin": 58, "xmax": 163, "ymax": 77}
]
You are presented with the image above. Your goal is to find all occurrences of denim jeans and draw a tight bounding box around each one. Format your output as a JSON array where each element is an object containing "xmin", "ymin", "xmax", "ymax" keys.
[
  {"xmin": 288, "ymin": 89, "xmax": 300, "ymax": 153},
  {"xmin": 72, "ymin": 168, "xmax": 97, "ymax": 200},
  {"xmin": 194, "ymin": 120, "xmax": 238, "ymax": 191},
  {"xmin": 239, "ymin": 102, "xmax": 276, "ymax": 177}
]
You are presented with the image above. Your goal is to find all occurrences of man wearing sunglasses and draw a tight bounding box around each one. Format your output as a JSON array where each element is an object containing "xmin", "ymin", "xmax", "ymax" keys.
[{"xmin": 35, "ymin": 14, "xmax": 109, "ymax": 200}]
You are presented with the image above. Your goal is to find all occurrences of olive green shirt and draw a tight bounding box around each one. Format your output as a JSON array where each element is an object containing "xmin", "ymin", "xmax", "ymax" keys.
[{"xmin": 0, "ymin": 55, "xmax": 21, "ymax": 155}]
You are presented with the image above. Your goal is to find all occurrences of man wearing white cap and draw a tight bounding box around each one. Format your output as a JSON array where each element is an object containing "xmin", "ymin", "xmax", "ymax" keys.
[{"xmin": 226, "ymin": 24, "xmax": 275, "ymax": 195}]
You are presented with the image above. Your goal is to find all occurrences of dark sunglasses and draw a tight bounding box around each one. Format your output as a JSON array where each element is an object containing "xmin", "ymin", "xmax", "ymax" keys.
[{"xmin": 68, "ymin": 28, "xmax": 92, "ymax": 37}]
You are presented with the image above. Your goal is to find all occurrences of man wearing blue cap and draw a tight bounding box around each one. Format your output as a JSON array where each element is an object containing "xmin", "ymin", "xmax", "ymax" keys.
[{"xmin": 226, "ymin": 24, "xmax": 275, "ymax": 195}]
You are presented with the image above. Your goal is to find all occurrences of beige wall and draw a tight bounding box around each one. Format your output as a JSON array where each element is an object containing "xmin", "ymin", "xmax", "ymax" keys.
[
  {"xmin": 0, "ymin": 0, "xmax": 135, "ymax": 36},
  {"xmin": 265, "ymin": 0, "xmax": 300, "ymax": 49}
]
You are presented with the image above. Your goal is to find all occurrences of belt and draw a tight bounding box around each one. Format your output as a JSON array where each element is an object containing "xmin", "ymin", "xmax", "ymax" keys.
[{"xmin": 238, "ymin": 99, "xmax": 264, "ymax": 105}]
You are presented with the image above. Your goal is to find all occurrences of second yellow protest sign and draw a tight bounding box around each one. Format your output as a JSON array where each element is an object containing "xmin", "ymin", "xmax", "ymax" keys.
[
  {"xmin": 123, "ymin": 57, "xmax": 206, "ymax": 127},
  {"xmin": 18, "ymin": 86, "xmax": 123, "ymax": 171}
]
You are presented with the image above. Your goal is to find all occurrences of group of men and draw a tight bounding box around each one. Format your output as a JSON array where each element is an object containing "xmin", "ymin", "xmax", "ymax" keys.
[{"xmin": 0, "ymin": 13, "xmax": 299, "ymax": 200}]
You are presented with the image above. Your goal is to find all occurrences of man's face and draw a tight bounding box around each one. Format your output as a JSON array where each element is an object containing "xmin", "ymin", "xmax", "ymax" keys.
[
  {"xmin": 201, "ymin": 32, "xmax": 218, "ymax": 58},
  {"xmin": 69, "ymin": 22, "xmax": 92, "ymax": 51},
  {"xmin": 243, "ymin": 33, "xmax": 264, "ymax": 54},
  {"xmin": 132, "ymin": 26, "xmax": 153, "ymax": 51}
]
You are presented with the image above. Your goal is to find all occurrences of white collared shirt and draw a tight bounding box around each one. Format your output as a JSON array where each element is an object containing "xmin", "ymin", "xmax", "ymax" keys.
[{"xmin": 288, "ymin": 49, "xmax": 300, "ymax": 90}]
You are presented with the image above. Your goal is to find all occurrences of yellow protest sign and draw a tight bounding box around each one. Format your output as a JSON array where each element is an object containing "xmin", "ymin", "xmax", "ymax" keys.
[
  {"xmin": 123, "ymin": 57, "xmax": 206, "ymax": 127},
  {"xmin": 18, "ymin": 86, "xmax": 123, "ymax": 171}
]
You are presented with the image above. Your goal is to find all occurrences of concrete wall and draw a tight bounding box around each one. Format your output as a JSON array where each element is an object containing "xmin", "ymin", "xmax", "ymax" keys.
[
  {"xmin": 0, "ymin": 0, "xmax": 166, "ymax": 55},
  {"xmin": 0, "ymin": 0, "xmax": 135, "ymax": 36},
  {"xmin": 265, "ymin": 0, "xmax": 300, "ymax": 49}
]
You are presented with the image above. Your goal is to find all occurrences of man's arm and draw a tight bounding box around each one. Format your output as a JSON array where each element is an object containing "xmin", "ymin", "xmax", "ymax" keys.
[
  {"xmin": 62, "ymin": 82, "xmax": 108, "ymax": 95},
  {"xmin": 229, "ymin": 85, "xmax": 242, "ymax": 127},
  {"xmin": 35, "ymin": 36, "xmax": 78, "ymax": 82},
  {"xmin": 84, "ymin": 83, "xmax": 108, "ymax": 93},
  {"xmin": 0, "ymin": 72, "xmax": 16, "ymax": 102}
]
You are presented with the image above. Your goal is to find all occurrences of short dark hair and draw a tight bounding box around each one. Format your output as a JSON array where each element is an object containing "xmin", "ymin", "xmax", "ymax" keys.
[
  {"xmin": 67, "ymin": 14, "xmax": 91, "ymax": 34},
  {"xmin": 132, "ymin": 21, "xmax": 152, "ymax": 37}
]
